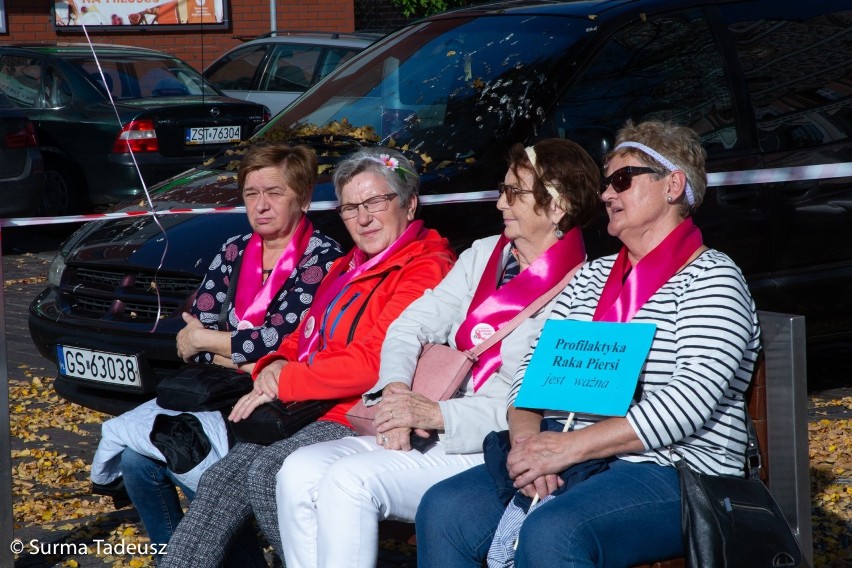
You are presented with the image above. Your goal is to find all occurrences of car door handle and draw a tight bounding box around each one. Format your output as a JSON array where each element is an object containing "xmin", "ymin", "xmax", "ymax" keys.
[
  {"xmin": 774, "ymin": 181, "xmax": 814, "ymax": 200},
  {"xmin": 716, "ymin": 186, "xmax": 758, "ymax": 206}
]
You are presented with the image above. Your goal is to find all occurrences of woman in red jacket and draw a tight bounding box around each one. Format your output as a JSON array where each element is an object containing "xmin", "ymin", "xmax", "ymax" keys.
[{"xmin": 161, "ymin": 147, "xmax": 456, "ymax": 568}]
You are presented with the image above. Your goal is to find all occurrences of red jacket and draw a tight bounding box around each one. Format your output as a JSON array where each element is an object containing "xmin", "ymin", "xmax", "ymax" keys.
[{"xmin": 253, "ymin": 228, "xmax": 456, "ymax": 427}]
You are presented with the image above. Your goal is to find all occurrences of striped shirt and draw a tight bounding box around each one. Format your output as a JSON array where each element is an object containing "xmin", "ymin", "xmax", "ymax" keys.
[{"xmin": 509, "ymin": 249, "xmax": 761, "ymax": 477}]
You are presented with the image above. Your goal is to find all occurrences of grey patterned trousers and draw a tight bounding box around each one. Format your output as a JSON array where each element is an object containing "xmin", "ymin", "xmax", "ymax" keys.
[{"xmin": 160, "ymin": 420, "xmax": 354, "ymax": 567}]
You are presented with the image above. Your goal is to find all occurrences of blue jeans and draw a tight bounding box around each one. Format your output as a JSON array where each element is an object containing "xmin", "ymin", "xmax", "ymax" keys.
[
  {"xmin": 417, "ymin": 459, "xmax": 683, "ymax": 568},
  {"xmin": 119, "ymin": 448, "xmax": 195, "ymax": 548}
]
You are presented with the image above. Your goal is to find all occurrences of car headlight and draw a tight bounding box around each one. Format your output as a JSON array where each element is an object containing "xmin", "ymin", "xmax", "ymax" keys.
[{"xmin": 47, "ymin": 252, "xmax": 67, "ymax": 287}]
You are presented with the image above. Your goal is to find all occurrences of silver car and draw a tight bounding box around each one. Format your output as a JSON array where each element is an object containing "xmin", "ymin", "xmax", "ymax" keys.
[{"xmin": 203, "ymin": 31, "xmax": 381, "ymax": 116}]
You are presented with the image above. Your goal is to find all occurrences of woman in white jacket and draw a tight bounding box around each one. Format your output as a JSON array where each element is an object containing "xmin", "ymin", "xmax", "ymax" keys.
[{"xmin": 275, "ymin": 139, "xmax": 601, "ymax": 568}]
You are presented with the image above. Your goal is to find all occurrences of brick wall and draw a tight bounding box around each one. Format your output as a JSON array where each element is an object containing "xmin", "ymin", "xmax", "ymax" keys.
[
  {"xmin": 2, "ymin": 0, "xmax": 355, "ymax": 70},
  {"xmin": 354, "ymin": 0, "xmax": 413, "ymax": 32}
]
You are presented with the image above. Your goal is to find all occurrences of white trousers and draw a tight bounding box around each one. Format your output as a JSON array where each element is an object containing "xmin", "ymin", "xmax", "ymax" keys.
[{"xmin": 276, "ymin": 435, "xmax": 484, "ymax": 568}]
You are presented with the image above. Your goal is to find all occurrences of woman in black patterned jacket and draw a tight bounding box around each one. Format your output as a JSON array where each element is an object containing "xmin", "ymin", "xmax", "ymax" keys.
[{"xmin": 95, "ymin": 142, "xmax": 343, "ymax": 556}]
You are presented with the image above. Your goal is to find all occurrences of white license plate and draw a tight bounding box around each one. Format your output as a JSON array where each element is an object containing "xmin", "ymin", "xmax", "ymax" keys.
[
  {"xmin": 185, "ymin": 125, "xmax": 241, "ymax": 145},
  {"xmin": 57, "ymin": 345, "xmax": 141, "ymax": 387}
]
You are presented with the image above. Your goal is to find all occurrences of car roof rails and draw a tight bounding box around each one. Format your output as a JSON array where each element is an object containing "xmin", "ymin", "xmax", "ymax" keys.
[{"xmin": 255, "ymin": 29, "xmax": 386, "ymax": 40}]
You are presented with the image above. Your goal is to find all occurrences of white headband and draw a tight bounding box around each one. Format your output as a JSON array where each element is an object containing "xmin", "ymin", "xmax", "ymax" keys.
[
  {"xmin": 614, "ymin": 141, "xmax": 696, "ymax": 207},
  {"xmin": 524, "ymin": 146, "xmax": 567, "ymax": 210}
]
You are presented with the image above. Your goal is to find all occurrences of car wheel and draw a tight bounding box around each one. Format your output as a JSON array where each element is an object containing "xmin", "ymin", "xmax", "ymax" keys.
[{"xmin": 40, "ymin": 162, "xmax": 78, "ymax": 217}]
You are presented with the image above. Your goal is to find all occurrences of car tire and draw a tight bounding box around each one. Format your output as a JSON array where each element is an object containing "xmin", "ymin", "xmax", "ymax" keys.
[{"xmin": 40, "ymin": 161, "xmax": 80, "ymax": 217}]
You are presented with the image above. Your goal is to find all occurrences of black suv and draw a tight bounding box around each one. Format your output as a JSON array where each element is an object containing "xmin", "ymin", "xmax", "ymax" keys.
[{"xmin": 29, "ymin": 0, "xmax": 852, "ymax": 414}]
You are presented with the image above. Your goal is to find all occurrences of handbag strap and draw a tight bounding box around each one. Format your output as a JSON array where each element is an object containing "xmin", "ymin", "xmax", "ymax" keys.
[
  {"xmin": 466, "ymin": 261, "xmax": 583, "ymax": 360},
  {"xmin": 412, "ymin": 262, "xmax": 582, "ymax": 405},
  {"xmin": 670, "ymin": 411, "xmax": 763, "ymax": 480},
  {"xmin": 744, "ymin": 412, "xmax": 762, "ymax": 480}
]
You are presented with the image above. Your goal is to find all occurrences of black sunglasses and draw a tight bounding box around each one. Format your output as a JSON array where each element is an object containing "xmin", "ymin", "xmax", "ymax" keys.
[{"xmin": 600, "ymin": 166, "xmax": 659, "ymax": 194}]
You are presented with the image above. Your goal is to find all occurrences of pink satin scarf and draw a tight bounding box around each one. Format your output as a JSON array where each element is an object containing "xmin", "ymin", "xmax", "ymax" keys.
[
  {"xmin": 295, "ymin": 220, "xmax": 428, "ymax": 362},
  {"xmin": 593, "ymin": 218, "xmax": 703, "ymax": 323},
  {"xmin": 233, "ymin": 215, "xmax": 314, "ymax": 329},
  {"xmin": 455, "ymin": 227, "xmax": 586, "ymax": 391}
]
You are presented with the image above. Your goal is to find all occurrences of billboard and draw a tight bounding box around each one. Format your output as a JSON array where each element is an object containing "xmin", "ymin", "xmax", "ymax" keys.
[{"xmin": 53, "ymin": 0, "xmax": 228, "ymax": 30}]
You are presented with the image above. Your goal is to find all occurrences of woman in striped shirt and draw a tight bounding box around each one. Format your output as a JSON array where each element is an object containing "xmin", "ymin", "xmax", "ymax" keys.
[{"xmin": 416, "ymin": 120, "xmax": 761, "ymax": 568}]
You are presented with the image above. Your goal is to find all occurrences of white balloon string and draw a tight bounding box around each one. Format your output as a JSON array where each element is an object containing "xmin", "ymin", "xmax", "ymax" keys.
[{"xmin": 79, "ymin": 19, "xmax": 169, "ymax": 332}]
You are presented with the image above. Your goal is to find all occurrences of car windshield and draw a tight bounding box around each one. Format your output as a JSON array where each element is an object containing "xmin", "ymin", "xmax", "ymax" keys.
[
  {"xmin": 199, "ymin": 14, "xmax": 586, "ymax": 172},
  {"xmin": 73, "ymin": 55, "xmax": 221, "ymax": 99}
]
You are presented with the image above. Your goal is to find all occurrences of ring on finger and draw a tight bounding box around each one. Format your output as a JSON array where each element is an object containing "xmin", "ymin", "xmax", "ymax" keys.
[{"xmin": 381, "ymin": 434, "xmax": 389, "ymax": 445}]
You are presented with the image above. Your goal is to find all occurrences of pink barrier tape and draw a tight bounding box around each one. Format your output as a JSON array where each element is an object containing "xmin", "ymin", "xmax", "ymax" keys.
[
  {"xmin": 1, "ymin": 206, "xmax": 272, "ymax": 227},
  {"xmin": 4, "ymin": 162, "xmax": 852, "ymax": 229},
  {"xmin": 707, "ymin": 162, "xmax": 852, "ymax": 186},
  {"xmin": 0, "ymin": 193, "xmax": 501, "ymax": 228},
  {"xmin": 420, "ymin": 190, "xmax": 499, "ymax": 204},
  {"xmin": 0, "ymin": 206, "xmax": 243, "ymax": 228},
  {"xmin": 420, "ymin": 163, "xmax": 852, "ymax": 200}
]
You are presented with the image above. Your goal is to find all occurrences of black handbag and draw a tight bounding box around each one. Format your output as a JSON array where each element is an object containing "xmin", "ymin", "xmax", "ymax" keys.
[
  {"xmin": 229, "ymin": 399, "xmax": 337, "ymax": 446},
  {"xmin": 156, "ymin": 363, "xmax": 253, "ymax": 412},
  {"xmin": 674, "ymin": 416, "xmax": 802, "ymax": 568},
  {"xmin": 157, "ymin": 259, "xmax": 253, "ymax": 412}
]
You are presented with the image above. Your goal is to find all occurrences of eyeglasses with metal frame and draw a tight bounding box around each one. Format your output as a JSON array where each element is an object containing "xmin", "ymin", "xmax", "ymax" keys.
[
  {"xmin": 497, "ymin": 182, "xmax": 534, "ymax": 204},
  {"xmin": 336, "ymin": 192, "xmax": 400, "ymax": 219}
]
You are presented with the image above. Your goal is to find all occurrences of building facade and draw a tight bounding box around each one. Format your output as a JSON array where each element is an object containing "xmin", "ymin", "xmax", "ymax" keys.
[{"xmin": 1, "ymin": 0, "xmax": 357, "ymax": 70}]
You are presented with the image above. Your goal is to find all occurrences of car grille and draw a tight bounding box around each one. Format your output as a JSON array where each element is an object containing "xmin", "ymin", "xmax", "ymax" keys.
[
  {"xmin": 73, "ymin": 295, "xmax": 172, "ymax": 320},
  {"xmin": 65, "ymin": 267, "xmax": 201, "ymax": 322},
  {"xmin": 75, "ymin": 268, "xmax": 200, "ymax": 294}
]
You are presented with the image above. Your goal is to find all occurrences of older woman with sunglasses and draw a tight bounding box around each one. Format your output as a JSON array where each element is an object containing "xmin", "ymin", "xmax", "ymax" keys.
[
  {"xmin": 274, "ymin": 139, "xmax": 600, "ymax": 568},
  {"xmin": 160, "ymin": 147, "xmax": 455, "ymax": 567},
  {"xmin": 416, "ymin": 120, "xmax": 761, "ymax": 568}
]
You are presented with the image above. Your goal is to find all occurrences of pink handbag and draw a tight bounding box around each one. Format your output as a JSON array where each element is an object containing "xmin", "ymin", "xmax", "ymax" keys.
[
  {"xmin": 345, "ymin": 265, "xmax": 580, "ymax": 436},
  {"xmin": 346, "ymin": 343, "xmax": 477, "ymax": 435}
]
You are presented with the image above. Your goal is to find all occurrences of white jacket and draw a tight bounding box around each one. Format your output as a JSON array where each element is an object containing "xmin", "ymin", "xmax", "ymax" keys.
[
  {"xmin": 90, "ymin": 399, "xmax": 229, "ymax": 492},
  {"xmin": 372, "ymin": 235, "xmax": 569, "ymax": 454}
]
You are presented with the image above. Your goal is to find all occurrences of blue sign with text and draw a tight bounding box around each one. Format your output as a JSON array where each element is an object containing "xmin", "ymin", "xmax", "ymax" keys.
[{"xmin": 515, "ymin": 320, "xmax": 656, "ymax": 416}]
